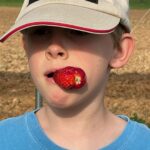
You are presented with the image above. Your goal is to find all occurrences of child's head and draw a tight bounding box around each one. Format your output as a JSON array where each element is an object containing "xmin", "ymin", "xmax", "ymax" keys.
[{"xmin": 0, "ymin": 0, "xmax": 134, "ymax": 108}]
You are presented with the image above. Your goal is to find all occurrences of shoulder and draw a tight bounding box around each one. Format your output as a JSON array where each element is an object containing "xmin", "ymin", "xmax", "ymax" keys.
[
  {"xmin": 0, "ymin": 111, "xmax": 39, "ymax": 149},
  {"xmin": 119, "ymin": 115, "xmax": 150, "ymax": 138},
  {"xmin": 0, "ymin": 112, "xmax": 28, "ymax": 128},
  {"xmin": 118, "ymin": 115, "xmax": 150, "ymax": 149},
  {"xmin": 0, "ymin": 111, "xmax": 33, "ymax": 139},
  {"xmin": 127, "ymin": 118, "xmax": 150, "ymax": 148},
  {"xmin": 129, "ymin": 121, "xmax": 150, "ymax": 150},
  {"xmin": 133, "ymin": 120, "xmax": 150, "ymax": 139}
]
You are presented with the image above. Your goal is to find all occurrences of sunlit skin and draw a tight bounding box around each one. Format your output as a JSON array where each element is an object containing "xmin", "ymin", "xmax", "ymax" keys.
[
  {"xmin": 22, "ymin": 26, "xmax": 134, "ymax": 150},
  {"xmin": 23, "ymin": 27, "xmax": 114, "ymax": 108}
]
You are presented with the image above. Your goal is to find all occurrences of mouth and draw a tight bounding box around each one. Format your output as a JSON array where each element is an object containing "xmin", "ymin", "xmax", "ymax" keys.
[
  {"xmin": 47, "ymin": 72, "xmax": 54, "ymax": 78},
  {"xmin": 45, "ymin": 68, "xmax": 57, "ymax": 78},
  {"xmin": 44, "ymin": 70, "xmax": 56, "ymax": 84},
  {"xmin": 44, "ymin": 66, "xmax": 87, "ymax": 89}
]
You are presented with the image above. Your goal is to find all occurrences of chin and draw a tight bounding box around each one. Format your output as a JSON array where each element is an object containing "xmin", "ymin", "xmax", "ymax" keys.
[
  {"xmin": 44, "ymin": 90, "xmax": 75, "ymax": 108},
  {"xmin": 39, "ymin": 83, "xmax": 88, "ymax": 110}
]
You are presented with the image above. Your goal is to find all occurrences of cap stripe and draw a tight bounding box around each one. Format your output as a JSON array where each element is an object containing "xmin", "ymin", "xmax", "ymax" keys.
[{"xmin": 0, "ymin": 21, "xmax": 115, "ymax": 42}]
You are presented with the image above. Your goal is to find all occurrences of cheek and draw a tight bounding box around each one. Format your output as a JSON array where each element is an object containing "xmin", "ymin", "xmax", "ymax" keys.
[
  {"xmin": 73, "ymin": 43, "xmax": 113, "ymax": 69},
  {"xmin": 28, "ymin": 53, "xmax": 46, "ymax": 92},
  {"xmin": 28, "ymin": 52, "xmax": 44, "ymax": 76},
  {"xmin": 83, "ymin": 41, "xmax": 114, "ymax": 62},
  {"xmin": 72, "ymin": 50, "xmax": 108, "ymax": 79},
  {"xmin": 71, "ymin": 46, "xmax": 112, "ymax": 86},
  {"xmin": 28, "ymin": 58, "xmax": 37, "ymax": 73}
]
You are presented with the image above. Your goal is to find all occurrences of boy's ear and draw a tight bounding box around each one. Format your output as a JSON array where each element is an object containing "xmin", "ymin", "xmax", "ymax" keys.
[{"xmin": 109, "ymin": 33, "xmax": 135, "ymax": 68}]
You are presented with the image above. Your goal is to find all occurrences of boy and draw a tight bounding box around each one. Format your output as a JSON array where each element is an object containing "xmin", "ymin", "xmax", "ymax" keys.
[{"xmin": 0, "ymin": 0, "xmax": 150, "ymax": 150}]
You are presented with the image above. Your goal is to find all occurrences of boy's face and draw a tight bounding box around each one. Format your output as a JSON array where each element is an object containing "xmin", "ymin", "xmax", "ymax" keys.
[{"xmin": 23, "ymin": 26, "xmax": 115, "ymax": 108}]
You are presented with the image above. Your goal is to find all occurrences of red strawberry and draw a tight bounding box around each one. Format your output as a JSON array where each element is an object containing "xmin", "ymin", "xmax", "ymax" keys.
[{"xmin": 53, "ymin": 66, "xmax": 87, "ymax": 90}]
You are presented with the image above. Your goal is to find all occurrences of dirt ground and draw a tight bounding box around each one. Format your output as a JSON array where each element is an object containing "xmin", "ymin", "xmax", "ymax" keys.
[{"xmin": 0, "ymin": 7, "xmax": 150, "ymax": 124}]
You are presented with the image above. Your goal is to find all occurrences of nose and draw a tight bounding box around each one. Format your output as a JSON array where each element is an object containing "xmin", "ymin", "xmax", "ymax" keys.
[{"xmin": 45, "ymin": 33, "xmax": 68, "ymax": 60}]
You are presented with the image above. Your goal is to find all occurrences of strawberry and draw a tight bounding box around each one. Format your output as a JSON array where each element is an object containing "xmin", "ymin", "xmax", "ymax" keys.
[{"xmin": 53, "ymin": 66, "xmax": 87, "ymax": 90}]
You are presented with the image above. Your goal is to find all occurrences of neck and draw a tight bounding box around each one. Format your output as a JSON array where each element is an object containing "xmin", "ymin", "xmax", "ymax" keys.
[
  {"xmin": 37, "ymin": 69, "xmax": 111, "ymax": 132},
  {"xmin": 36, "ymin": 94, "xmax": 109, "ymax": 135},
  {"xmin": 35, "ymin": 92, "xmax": 124, "ymax": 150}
]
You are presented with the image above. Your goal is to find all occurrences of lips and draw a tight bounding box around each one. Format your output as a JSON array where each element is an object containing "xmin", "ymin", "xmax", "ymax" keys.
[
  {"xmin": 45, "ymin": 66, "xmax": 87, "ymax": 90},
  {"xmin": 47, "ymin": 72, "xmax": 54, "ymax": 78},
  {"xmin": 45, "ymin": 68, "xmax": 57, "ymax": 77},
  {"xmin": 44, "ymin": 69, "xmax": 56, "ymax": 84}
]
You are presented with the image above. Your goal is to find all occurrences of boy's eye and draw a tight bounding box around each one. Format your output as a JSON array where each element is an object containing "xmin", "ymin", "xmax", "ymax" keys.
[
  {"xmin": 68, "ymin": 30, "xmax": 90, "ymax": 37},
  {"xmin": 25, "ymin": 27, "xmax": 52, "ymax": 37},
  {"xmin": 32, "ymin": 27, "xmax": 51, "ymax": 36}
]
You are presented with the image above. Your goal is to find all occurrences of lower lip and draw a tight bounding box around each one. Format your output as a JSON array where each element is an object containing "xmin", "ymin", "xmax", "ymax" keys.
[{"xmin": 45, "ymin": 77, "xmax": 56, "ymax": 84}]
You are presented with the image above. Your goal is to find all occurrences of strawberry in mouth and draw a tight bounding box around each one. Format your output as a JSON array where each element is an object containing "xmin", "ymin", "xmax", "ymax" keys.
[{"xmin": 53, "ymin": 66, "xmax": 87, "ymax": 90}]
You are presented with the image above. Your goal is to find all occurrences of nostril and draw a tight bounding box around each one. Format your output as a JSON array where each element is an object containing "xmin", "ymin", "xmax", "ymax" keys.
[
  {"xmin": 48, "ymin": 52, "xmax": 52, "ymax": 56},
  {"xmin": 45, "ymin": 48, "xmax": 68, "ymax": 60},
  {"xmin": 58, "ymin": 52, "xmax": 64, "ymax": 57}
]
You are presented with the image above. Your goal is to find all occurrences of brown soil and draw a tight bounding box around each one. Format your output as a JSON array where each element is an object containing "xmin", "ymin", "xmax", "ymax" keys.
[{"xmin": 0, "ymin": 7, "xmax": 150, "ymax": 124}]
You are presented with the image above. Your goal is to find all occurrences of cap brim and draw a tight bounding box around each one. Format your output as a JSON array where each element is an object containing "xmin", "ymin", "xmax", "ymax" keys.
[{"xmin": 0, "ymin": 3, "xmax": 120, "ymax": 42}]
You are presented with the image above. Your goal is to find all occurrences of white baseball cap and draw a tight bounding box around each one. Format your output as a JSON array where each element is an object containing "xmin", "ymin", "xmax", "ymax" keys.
[{"xmin": 0, "ymin": 0, "xmax": 130, "ymax": 42}]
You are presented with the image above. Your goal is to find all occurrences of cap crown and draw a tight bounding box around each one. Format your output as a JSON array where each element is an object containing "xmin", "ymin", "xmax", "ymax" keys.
[
  {"xmin": 0, "ymin": 0, "xmax": 130, "ymax": 42},
  {"xmin": 16, "ymin": 0, "xmax": 130, "ymax": 31}
]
